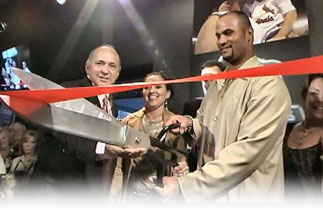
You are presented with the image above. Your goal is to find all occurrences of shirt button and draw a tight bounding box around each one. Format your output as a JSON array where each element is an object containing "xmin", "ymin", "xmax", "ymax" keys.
[{"xmin": 213, "ymin": 116, "xmax": 218, "ymax": 121}]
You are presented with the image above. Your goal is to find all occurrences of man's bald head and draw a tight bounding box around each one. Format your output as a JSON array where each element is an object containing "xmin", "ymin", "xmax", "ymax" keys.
[
  {"xmin": 86, "ymin": 45, "xmax": 121, "ymax": 71},
  {"xmin": 85, "ymin": 44, "xmax": 121, "ymax": 86}
]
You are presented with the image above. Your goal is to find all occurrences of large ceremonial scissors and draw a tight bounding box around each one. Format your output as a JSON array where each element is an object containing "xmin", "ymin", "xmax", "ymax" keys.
[{"xmin": 0, "ymin": 68, "xmax": 188, "ymax": 155}]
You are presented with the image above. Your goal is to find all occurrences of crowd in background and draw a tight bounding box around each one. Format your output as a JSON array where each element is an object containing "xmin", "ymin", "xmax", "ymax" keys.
[{"xmin": 0, "ymin": 122, "xmax": 39, "ymax": 199}]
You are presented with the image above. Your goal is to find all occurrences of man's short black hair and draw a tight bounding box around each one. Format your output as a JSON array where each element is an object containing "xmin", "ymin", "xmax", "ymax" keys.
[{"xmin": 220, "ymin": 11, "xmax": 253, "ymax": 32}]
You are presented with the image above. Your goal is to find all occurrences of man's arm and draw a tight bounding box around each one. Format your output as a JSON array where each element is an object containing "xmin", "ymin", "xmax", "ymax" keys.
[
  {"xmin": 268, "ymin": 0, "xmax": 297, "ymax": 41},
  {"xmin": 194, "ymin": 15, "xmax": 220, "ymax": 55},
  {"xmin": 268, "ymin": 10, "xmax": 297, "ymax": 42}
]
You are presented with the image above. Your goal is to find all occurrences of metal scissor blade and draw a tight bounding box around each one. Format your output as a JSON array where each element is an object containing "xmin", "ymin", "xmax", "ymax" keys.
[
  {"xmin": 0, "ymin": 95, "xmax": 151, "ymax": 148},
  {"xmin": 10, "ymin": 68, "xmax": 151, "ymax": 149}
]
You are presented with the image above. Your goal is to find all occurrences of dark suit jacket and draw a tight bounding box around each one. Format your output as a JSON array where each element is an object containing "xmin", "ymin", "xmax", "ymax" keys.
[{"xmin": 33, "ymin": 77, "xmax": 117, "ymax": 193}]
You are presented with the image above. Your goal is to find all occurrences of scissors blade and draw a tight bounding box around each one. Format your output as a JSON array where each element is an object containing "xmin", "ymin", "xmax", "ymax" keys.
[{"xmin": 9, "ymin": 68, "xmax": 151, "ymax": 149}]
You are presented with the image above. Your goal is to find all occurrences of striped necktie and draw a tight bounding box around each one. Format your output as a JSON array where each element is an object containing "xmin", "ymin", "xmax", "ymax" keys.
[{"xmin": 102, "ymin": 95, "xmax": 110, "ymax": 114}]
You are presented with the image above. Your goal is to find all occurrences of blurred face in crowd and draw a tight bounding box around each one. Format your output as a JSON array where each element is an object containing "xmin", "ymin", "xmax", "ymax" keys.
[
  {"xmin": 0, "ymin": 130, "xmax": 10, "ymax": 150},
  {"xmin": 216, "ymin": 13, "xmax": 253, "ymax": 65},
  {"xmin": 85, "ymin": 46, "xmax": 121, "ymax": 87},
  {"xmin": 201, "ymin": 66, "xmax": 222, "ymax": 91},
  {"xmin": 22, "ymin": 134, "xmax": 37, "ymax": 156},
  {"xmin": 10, "ymin": 123, "xmax": 26, "ymax": 142},
  {"xmin": 143, "ymin": 75, "xmax": 171, "ymax": 111},
  {"xmin": 305, "ymin": 77, "xmax": 323, "ymax": 123}
]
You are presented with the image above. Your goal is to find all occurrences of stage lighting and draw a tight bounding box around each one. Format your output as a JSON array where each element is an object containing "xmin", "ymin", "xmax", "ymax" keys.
[
  {"xmin": 0, "ymin": 21, "xmax": 7, "ymax": 33},
  {"xmin": 56, "ymin": 0, "xmax": 67, "ymax": 5}
]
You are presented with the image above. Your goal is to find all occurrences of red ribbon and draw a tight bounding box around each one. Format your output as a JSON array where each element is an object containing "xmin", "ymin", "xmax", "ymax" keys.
[{"xmin": 1, "ymin": 55, "xmax": 323, "ymax": 104}]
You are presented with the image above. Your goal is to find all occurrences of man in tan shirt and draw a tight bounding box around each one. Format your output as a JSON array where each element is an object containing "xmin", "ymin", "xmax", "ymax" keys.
[{"xmin": 155, "ymin": 11, "xmax": 291, "ymax": 202}]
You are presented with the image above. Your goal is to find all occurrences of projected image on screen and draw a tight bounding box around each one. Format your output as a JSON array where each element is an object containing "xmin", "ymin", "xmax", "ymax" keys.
[
  {"xmin": 0, "ymin": 45, "xmax": 32, "ymax": 90},
  {"xmin": 193, "ymin": 0, "xmax": 308, "ymax": 55}
]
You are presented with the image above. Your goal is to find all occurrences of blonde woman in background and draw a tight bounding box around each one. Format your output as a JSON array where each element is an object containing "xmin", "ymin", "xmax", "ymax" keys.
[{"xmin": 10, "ymin": 130, "xmax": 39, "ymax": 175}]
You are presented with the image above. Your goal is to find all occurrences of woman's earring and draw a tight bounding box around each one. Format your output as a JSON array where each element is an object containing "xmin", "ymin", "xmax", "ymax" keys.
[{"xmin": 165, "ymin": 100, "xmax": 168, "ymax": 110}]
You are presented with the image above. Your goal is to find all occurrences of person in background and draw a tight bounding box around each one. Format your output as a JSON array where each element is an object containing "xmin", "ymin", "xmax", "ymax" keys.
[
  {"xmin": 8, "ymin": 122, "xmax": 26, "ymax": 158},
  {"xmin": 0, "ymin": 128, "xmax": 13, "ymax": 173},
  {"xmin": 155, "ymin": 11, "xmax": 291, "ymax": 202},
  {"xmin": 21, "ymin": 61, "xmax": 31, "ymax": 73},
  {"xmin": 1, "ymin": 67, "xmax": 11, "ymax": 90},
  {"xmin": 10, "ymin": 130, "xmax": 39, "ymax": 175},
  {"xmin": 109, "ymin": 71, "xmax": 188, "ymax": 202},
  {"xmin": 7, "ymin": 59, "xmax": 20, "ymax": 90},
  {"xmin": 183, "ymin": 60, "xmax": 226, "ymax": 118},
  {"xmin": 284, "ymin": 74, "xmax": 323, "ymax": 202},
  {"xmin": 200, "ymin": 60, "xmax": 226, "ymax": 94}
]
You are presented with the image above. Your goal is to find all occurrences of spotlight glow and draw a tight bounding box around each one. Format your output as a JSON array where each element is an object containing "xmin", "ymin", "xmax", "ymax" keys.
[{"xmin": 56, "ymin": 0, "xmax": 66, "ymax": 5}]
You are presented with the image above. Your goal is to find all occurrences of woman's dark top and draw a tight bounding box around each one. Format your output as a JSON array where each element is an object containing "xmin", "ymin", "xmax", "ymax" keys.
[{"xmin": 284, "ymin": 142, "xmax": 322, "ymax": 201}]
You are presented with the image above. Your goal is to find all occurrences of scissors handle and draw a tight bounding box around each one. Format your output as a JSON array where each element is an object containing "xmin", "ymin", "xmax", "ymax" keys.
[{"xmin": 156, "ymin": 123, "xmax": 181, "ymax": 142}]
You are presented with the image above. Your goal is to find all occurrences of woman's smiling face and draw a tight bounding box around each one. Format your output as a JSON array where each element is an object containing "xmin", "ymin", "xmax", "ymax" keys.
[
  {"xmin": 305, "ymin": 77, "xmax": 323, "ymax": 122},
  {"xmin": 142, "ymin": 75, "xmax": 170, "ymax": 111}
]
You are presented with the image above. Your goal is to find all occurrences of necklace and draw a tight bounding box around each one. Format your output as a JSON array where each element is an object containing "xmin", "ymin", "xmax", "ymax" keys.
[
  {"xmin": 298, "ymin": 120, "xmax": 323, "ymax": 146},
  {"xmin": 143, "ymin": 115, "xmax": 163, "ymax": 125},
  {"xmin": 142, "ymin": 115, "xmax": 163, "ymax": 138},
  {"xmin": 298, "ymin": 125, "xmax": 307, "ymax": 146}
]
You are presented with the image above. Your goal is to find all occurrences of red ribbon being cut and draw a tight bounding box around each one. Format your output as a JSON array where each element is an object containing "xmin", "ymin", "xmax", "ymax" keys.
[{"xmin": 1, "ymin": 55, "xmax": 323, "ymax": 104}]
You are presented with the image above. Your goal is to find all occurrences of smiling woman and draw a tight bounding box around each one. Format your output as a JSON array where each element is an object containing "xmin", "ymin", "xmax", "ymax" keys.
[
  {"xmin": 108, "ymin": 71, "xmax": 188, "ymax": 202},
  {"xmin": 285, "ymin": 74, "xmax": 323, "ymax": 201}
]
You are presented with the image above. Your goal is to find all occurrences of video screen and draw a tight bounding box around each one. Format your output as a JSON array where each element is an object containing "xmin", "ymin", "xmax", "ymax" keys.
[
  {"xmin": 193, "ymin": 0, "xmax": 308, "ymax": 55},
  {"xmin": 114, "ymin": 97, "xmax": 145, "ymax": 120},
  {"xmin": 0, "ymin": 45, "xmax": 32, "ymax": 90}
]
